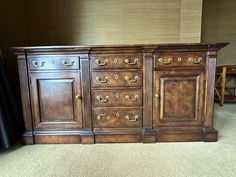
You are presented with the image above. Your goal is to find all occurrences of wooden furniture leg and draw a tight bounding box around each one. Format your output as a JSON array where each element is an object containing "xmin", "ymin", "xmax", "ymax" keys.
[
  {"xmin": 235, "ymin": 76, "xmax": 236, "ymax": 97},
  {"xmin": 220, "ymin": 67, "xmax": 226, "ymax": 106}
]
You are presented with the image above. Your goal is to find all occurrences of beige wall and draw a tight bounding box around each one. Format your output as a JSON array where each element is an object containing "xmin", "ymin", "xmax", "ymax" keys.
[
  {"xmin": 0, "ymin": 0, "xmax": 203, "ymax": 87},
  {"xmin": 27, "ymin": 0, "xmax": 202, "ymax": 45},
  {"xmin": 202, "ymin": 0, "xmax": 236, "ymax": 65}
]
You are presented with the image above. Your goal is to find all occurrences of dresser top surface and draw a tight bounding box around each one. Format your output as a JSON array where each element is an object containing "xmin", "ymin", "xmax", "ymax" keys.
[{"xmin": 11, "ymin": 43, "xmax": 228, "ymax": 53}]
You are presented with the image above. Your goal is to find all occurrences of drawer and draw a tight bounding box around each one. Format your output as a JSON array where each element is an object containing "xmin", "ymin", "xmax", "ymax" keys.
[
  {"xmin": 154, "ymin": 52, "xmax": 206, "ymax": 68},
  {"xmin": 216, "ymin": 66, "xmax": 236, "ymax": 74},
  {"xmin": 92, "ymin": 89, "xmax": 142, "ymax": 107},
  {"xmin": 92, "ymin": 108, "xmax": 142, "ymax": 128},
  {"xmin": 91, "ymin": 71, "xmax": 142, "ymax": 88},
  {"xmin": 226, "ymin": 67, "xmax": 236, "ymax": 73},
  {"xmin": 90, "ymin": 54, "xmax": 142, "ymax": 69},
  {"xmin": 28, "ymin": 55, "xmax": 80, "ymax": 70}
]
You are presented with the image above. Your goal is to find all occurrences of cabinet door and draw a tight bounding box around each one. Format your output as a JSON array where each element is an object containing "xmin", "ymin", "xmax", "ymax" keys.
[
  {"xmin": 153, "ymin": 70, "xmax": 205, "ymax": 127},
  {"xmin": 30, "ymin": 72, "xmax": 82, "ymax": 130}
]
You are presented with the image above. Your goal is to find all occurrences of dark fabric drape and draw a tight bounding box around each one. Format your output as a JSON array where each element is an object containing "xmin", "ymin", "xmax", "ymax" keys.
[{"xmin": 0, "ymin": 49, "xmax": 23, "ymax": 149}]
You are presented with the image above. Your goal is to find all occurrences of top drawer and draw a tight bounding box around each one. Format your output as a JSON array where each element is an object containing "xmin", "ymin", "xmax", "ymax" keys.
[
  {"xmin": 154, "ymin": 52, "xmax": 206, "ymax": 68},
  {"xmin": 90, "ymin": 54, "xmax": 143, "ymax": 69},
  {"xmin": 28, "ymin": 55, "xmax": 80, "ymax": 70}
]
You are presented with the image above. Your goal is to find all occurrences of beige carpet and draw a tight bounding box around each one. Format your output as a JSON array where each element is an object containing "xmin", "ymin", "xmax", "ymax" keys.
[{"xmin": 1, "ymin": 104, "xmax": 236, "ymax": 177}]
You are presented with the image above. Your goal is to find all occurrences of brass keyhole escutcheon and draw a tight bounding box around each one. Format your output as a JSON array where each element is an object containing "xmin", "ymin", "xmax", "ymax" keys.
[
  {"xmin": 75, "ymin": 95, "xmax": 82, "ymax": 110},
  {"xmin": 116, "ymin": 93, "xmax": 120, "ymax": 98},
  {"xmin": 114, "ymin": 58, "xmax": 119, "ymax": 63},
  {"xmin": 154, "ymin": 93, "xmax": 160, "ymax": 108},
  {"xmin": 116, "ymin": 113, "xmax": 120, "ymax": 118},
  {"xmin": 177, "ymin": 57, "xmax": 182, "ymax": 62},
  {"xmin": 114, "ymin": 74, "xmax": 119, "ymax": 80}
]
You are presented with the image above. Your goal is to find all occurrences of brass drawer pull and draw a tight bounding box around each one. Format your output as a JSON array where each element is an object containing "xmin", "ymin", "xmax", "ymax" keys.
[
  {"xmin": 188, "ymin": 57, "xmax": 202, "ymax": 64},
  {"xmin": 158, "ymin": 58, "xmax": 172, "ymax": 65},
  {"xmin": 95, "ymin": 59, "xmax": 109, "ymax": 66},
  {"xmin": 96, "ymin": 76, "xmax": 108, "ymax": 83},
  {"xmin": 125, "ymin": 58, "xmax": 138, "ymax": 65},
  {"xmin": 32, "ymin": 61, "xmax": 45, "ymax": 67},
  {"xmin": 75, "ymin": 95, "xmax": 82, "ymax": 110},
  {"xmin": 61, "ymin": 60, "xmax": 75, "ymax": 66},
  {"xmin": 96, "ymin": 95, "xmax": 110, "ymax": 102},
  {"xmin": 154, "ymin": 93, "xmax": 159, "ymax": 108},
  {"xmin": 97, "ymin": 114, "xmax": 110, "ymax": 120},
  {"xmin": 125, "ymin": 95, "xmax": 139, "ymax": 102},
  {"xmin": 125, "ymin": 76, "xmax": 139, "ymax": 83},
  {"xmin": 125, "ymin": 115, "xmax": 139, "ymax": 122}
]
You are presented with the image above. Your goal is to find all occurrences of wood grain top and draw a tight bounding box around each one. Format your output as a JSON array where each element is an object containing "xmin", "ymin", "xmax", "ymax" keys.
[{"xmin": 11, "ymin": 43, "xmax": 228, "ymax": 54}]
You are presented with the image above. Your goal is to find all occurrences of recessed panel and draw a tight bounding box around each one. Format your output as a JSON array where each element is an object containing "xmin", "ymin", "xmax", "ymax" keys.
[
  {"xmin": 161, "ymin": 78, "xmax": 196, "ymax": 119},
  {"xmin": 38, "ymin": 79, "xmax": 74, "ymax": 122}
]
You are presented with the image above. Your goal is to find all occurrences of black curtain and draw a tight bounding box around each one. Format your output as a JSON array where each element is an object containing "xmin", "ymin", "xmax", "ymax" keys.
[{"xmin": 0, "ymin": 49, "xmax": 23, "ymax": 149}]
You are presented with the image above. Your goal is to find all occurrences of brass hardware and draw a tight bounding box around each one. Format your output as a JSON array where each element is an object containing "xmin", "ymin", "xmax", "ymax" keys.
[
  {"xmin": 125, "ymin": 76, "xmax": 139, "ymax": 83},
  {"xmin": 97, "ymin": 114, "xmax": 110, "ymax": 120},
  {"xmin": 32, "ymin": 61, "xmax": 45, "ymax": 67},
  {"xmin": 61, "ymin": 60, "xmax": 75, "ymax": 66},
  {"xmin": 95, "ymin": 59, "xmax": 109, "ymax": 66},
  {"xmin": 75, "ymin": 95, "xmax": 82, "ymax": 109},
  {"xmin": 125, "ymin": 115, "xmax": 139, "ymax": 122},
  {"xmin": 158, "ymin": 58, "xmax": 172, "ymax": 65},
  {"xmin": 114, "ymin": 74, "xmax": 119, "ymax": 80},
  {"xmin": 188, "ymin": 57, "xmax": 202, "ymax": 64},
  {"xmin": 154, "ymin": 93, "xmax": 159, "ymax": 108},
  {"xmin": 96, "ymin": 95, "xmax": 110, "ymax": 102},
  {"xmin": 76, "ymin": 95, "xmax": 81, "ymax": 99},
  {"xmin": 116, "ymin": 113, "xmax": 120, "ymax": 118},
  {"xmin": 177, "ymin": 57, "xmax": 182, "ymax": 62},
  {"xmin": 114, "ymin": 58, "xmax": 119, "ymax": 63},
  {"xmin": 125, "ymin": 95, "xmax": 139, "ymax": 102},
  {"xmin": 125, "ymin": 58, "xmax": 138, "ymax": 65},
  {"xmin": 116, "ymin": 93, "xmax": 120, "ymax": 98},
  {"xmin": 96, "ymin": 76, "xmax": 108, "ymax": 83}
]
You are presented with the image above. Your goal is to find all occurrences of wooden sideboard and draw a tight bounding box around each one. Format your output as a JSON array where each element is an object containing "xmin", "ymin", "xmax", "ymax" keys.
[{"xmin": 12, "ymin": 43, "xmax": 228, "ymax": 144}]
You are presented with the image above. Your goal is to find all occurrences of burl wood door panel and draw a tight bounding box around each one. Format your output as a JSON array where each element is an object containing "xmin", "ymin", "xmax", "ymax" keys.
[
  {"xmin": 30, "ymin": 72, "xmax": 82, "ymax": 130},
  {"xmin": 92, "ymin": 108, "xmax": 142, "ymax": 128},
  {"xmin": 153, "ymin": 70, "xmax": 205, "ymax": 127},
  {"xmin": 92, "ymin": 89, "xmax": 142, "ymax": 107},
  {"xmin": 91, "ymin": 71, "xmax": 143, "ymax": 88}
]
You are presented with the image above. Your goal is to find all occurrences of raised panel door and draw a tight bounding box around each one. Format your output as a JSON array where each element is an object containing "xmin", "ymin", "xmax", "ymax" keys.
[
  {"xmin": 153, "ymin": 70, "xmax": 205, "ymax": 127},
  {"xmin": 30, "ymin": 72, "xmax": 82, "ymax": 130}
]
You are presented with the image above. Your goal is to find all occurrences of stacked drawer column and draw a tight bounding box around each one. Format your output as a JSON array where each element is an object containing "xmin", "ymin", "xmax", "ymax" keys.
[{"xmin": 90, "ymin": 53, "xmax": 143, "ymax": 142}]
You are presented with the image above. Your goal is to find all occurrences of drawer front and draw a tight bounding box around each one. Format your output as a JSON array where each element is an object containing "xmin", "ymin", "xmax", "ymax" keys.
[
  {"xmin": 227, "ymin": 68, "xmax": 236, "ymax": 73},
  {"xmin": 154, "ymin": 52, "xmax": 206, "ymax": 68},
  {"xmin": 28, "ymin": 56, "xmax": 80, "ymax": 70},
  {"xmin": 93, "ymin": 108, "xmax": 142, "ymax": 128},
  {"xmin": 92, "ymin": 89, "xmax": 142, "ymax": 107},
  {"xmin": 91, "ymin": 71, "xmax": 142, "ymax": 87},
  {"xmin": 90, "ymin": 54, "xmax": 142, "ymax": 69}
]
